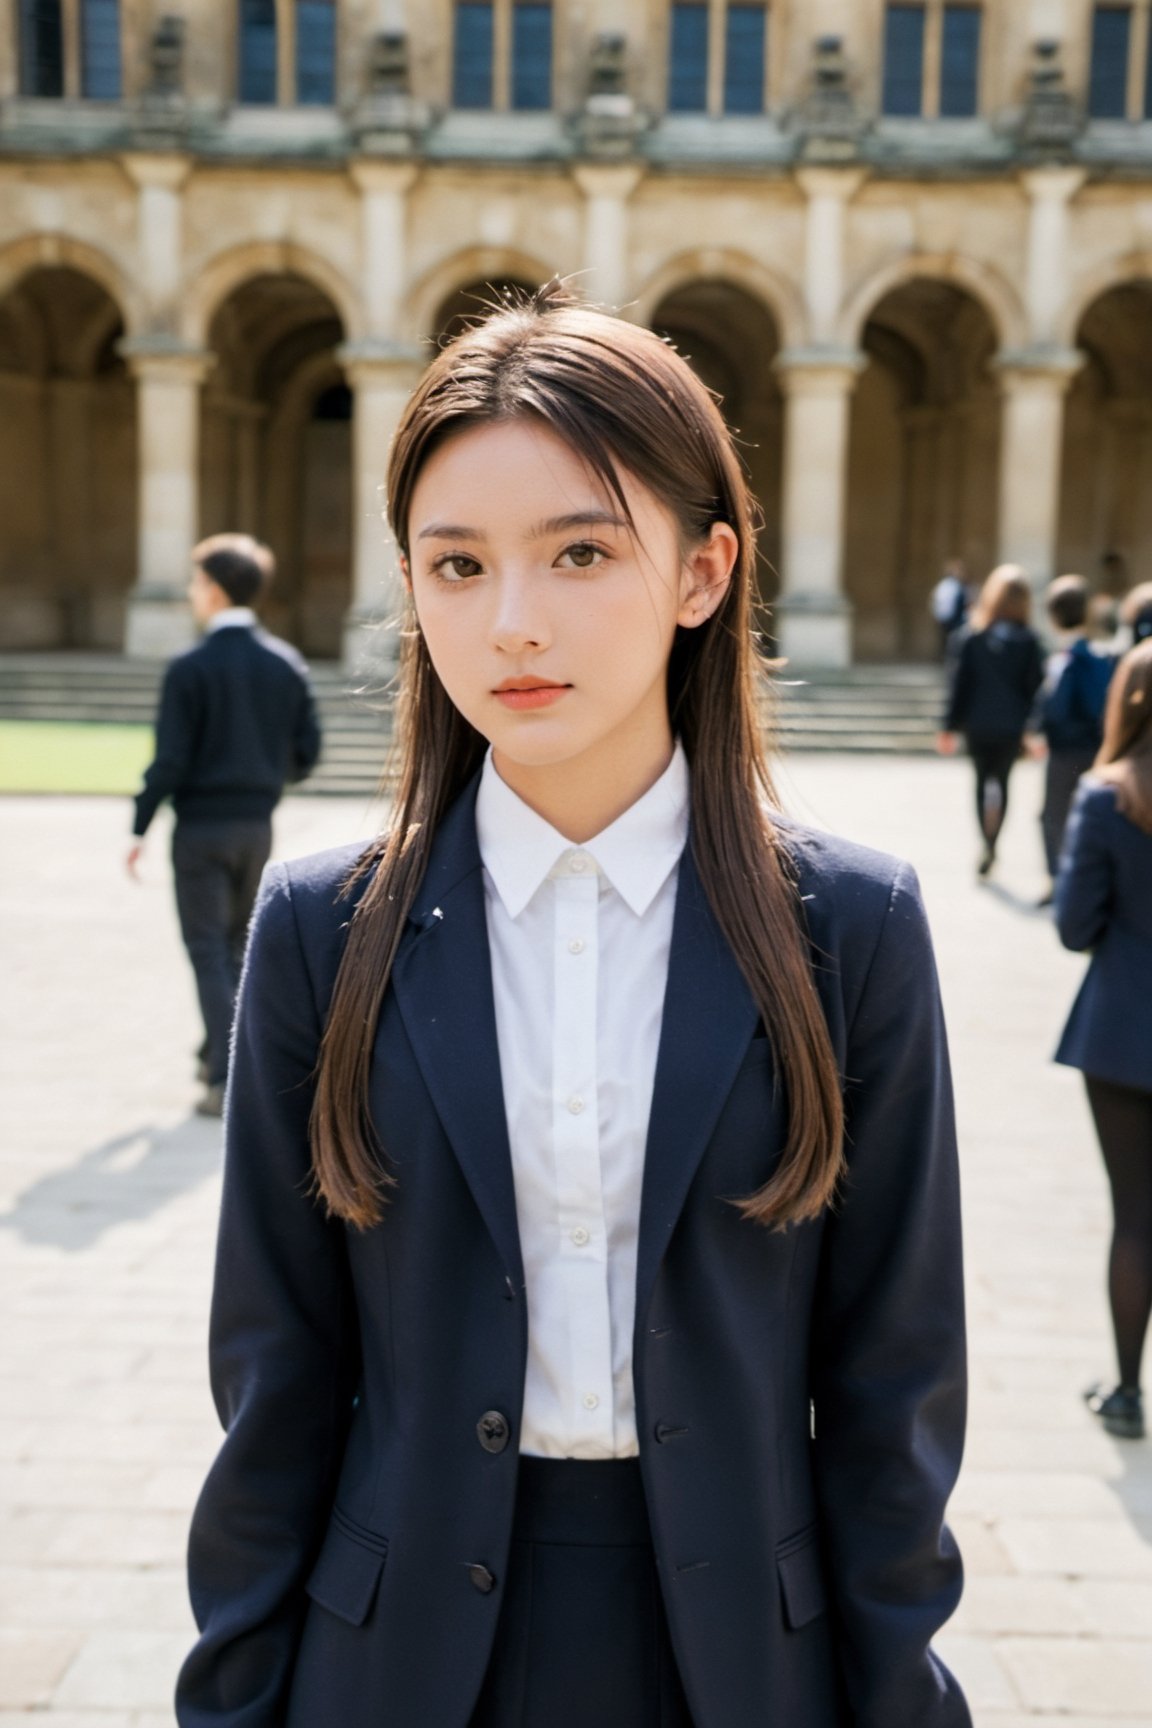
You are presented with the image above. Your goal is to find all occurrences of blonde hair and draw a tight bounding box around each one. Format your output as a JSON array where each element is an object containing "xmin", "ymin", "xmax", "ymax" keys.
[{"xmin": 970, "ymin": 564, "xmax": 1032, "ymax": 632}]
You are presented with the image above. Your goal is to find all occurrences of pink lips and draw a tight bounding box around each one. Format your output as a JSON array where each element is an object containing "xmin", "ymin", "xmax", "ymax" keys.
[{"xmin": 493, "ymin": 681, "xmax": 570, "ymax": 711}]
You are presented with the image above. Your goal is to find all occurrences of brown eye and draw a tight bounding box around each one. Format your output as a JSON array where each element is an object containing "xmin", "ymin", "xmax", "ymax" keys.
[{"xmin": 564, "ymin": 543, "xmax": 599, "ymax": 569}]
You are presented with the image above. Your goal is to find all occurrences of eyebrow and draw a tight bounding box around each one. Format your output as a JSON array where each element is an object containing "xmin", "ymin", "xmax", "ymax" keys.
[{"xmin": 415, "ymin": 510, "xmax": 631, "ymax": 543}]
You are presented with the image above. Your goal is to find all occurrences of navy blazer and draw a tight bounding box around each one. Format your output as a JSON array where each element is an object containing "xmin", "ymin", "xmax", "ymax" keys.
[
  {"xmin": 943, "ymin": 621, "xmax": 1045, "ymax": 740},
  {"xmin": 176, "ymin": 782, "xmax": 971, "ymax": 1728},
  {"xmin": 1054, "ymin": 779, "xmax": 1152, "ymax": 1092}
]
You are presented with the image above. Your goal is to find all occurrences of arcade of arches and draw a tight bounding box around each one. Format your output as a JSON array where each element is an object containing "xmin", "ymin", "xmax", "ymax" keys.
[{"xmin": 1, "ymin": 264, "xmax": 1150, "ymax": 661}]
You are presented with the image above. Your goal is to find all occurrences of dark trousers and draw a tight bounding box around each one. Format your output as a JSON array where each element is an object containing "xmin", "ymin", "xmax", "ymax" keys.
[
  {"xmin": 470, "ymin": 1458, "xmax": 694, "ymax": 1728},
  {"xmin": 1041, "ymin": 748, "xmax": 1096, "ymax": 877},
  {"xmin": 172, "ymin": 819, "xmax": 272, "ymax": 1086}
]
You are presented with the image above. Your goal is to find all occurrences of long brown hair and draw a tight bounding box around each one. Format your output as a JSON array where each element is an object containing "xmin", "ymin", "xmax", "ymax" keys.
[
  {"xmin": 1094, "ymin": 638, "xmax": 1152, "ymax": 833},
  {"xmin": 969, "ymin": 564, "xmax": 1032, "ymax": 632},
  {"xmin": 311, "ymin": 284, "xmax": 845, "ymax": 1231}
]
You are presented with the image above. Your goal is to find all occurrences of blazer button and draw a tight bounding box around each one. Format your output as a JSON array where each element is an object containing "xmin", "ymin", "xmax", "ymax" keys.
[
  {"xmin": 477, "ymin": 1410, "xmax": 510, "ymax": 1454},
  {"xmin": 469, "ymin": 1563, "xmax": 497, "ymax": 1594}
]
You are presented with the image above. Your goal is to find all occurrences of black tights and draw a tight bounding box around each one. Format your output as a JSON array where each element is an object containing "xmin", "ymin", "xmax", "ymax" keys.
[
  {"xmin": 967, "ymin": 738, "xmax": 1020, "ymax": 853},
  {"xmin": 1085, "ymin": 1076, "xmax": 1152, "ymax": 1389}
]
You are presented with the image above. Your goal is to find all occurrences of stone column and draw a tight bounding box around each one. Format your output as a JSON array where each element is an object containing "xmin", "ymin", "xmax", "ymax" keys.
[
  {"xmin": 572, "ymin": 164, "xmax": 645, "ymax": 310},
  {"xmin": 995, "ymin": 350, "xmax": 1082, "ymax": 599},
  {"xmin": 350, "ymin": 160, "xmax": 419, "ymax": 338},
  {"xmin": 774, "ymin": 349, "xmax": 864, "ymax": 668},
  {"xmin": 122, "ymin": 344, "xmax": 213, "ymax": 657},
  {"xmin": 337, "ymin": 345, "xmax": 426, "ymax": 671},
  {"xmin": 796, "ymin": 166, "xmax": 867, "ymax": 345},
  {"xmin": 120, "ymin": 153, "xmax": 191, "ymax": 332},
  {"xmin": 1021, "ymin": 166, "xmax": 1086, "ymax": 346}
]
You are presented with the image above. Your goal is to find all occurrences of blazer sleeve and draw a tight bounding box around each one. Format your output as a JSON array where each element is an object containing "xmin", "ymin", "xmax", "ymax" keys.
[
  {"xmin": 132, "ymin": 658, "xmax": 200, "ymax": 837},
  {"xmin": 289, "ymin": 674, "xmax": 323, "ymax": 784},
  {"xmin": 176, "ymin": 864, "xmax": 361, "ymax": 1726},
  {"xmin": 1054, "ymin": 783, "xmax": 1116, "ymax": 952},
  {"xmin": 942, "ymin": 637, "xmax": 972, "ymax": 733},
  {"xmin": 811, "ymin": 863, "xmax": 970, "ymax": 1728}
]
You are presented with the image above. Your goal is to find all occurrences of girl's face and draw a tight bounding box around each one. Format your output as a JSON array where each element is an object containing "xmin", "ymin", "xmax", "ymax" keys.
[{"xmin": 404, "ymin": 418, "xmax": 735, "ymax": 816}]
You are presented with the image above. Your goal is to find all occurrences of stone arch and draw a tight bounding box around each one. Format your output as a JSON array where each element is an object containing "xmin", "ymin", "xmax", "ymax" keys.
[
  {"xmin": 838, "ymin": 251, "xmax": 1027, "ymax": 352},
  {"xmin": 1057, "ymin": 269, "xmax": 1152, "ymax": 594},
  {"xmin": 0, "ymin": 233, "xmax": 141, "ymax": 335},
  {"xmin": 182, "ymin": 241, "xmax": 362, "ymax": 347},
  {"xmin": 844, "ymin": 275, "xmax": 1002, "ymax": 659},
  {"xmin": 633, "ymin": 249, "xmax": 806, "ymax": 352},
  {"xmin": 0, "ymin": 260, "xmax": 137, "ymax": 647},
  {"xmin": 404, "ymin": 247, "xmax": 560, "ymax": 344},
  {"xmin": 1058, "ymin": 250, "xmax": 1152, "ymax": 349}
]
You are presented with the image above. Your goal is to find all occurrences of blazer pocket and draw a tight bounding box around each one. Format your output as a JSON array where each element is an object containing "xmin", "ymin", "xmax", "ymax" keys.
[
  {"xmin": 776, "ymin": 1524, "xmax": 827, "ymax": 1631},
  {"xmin": 304, "ymin": 1506, "xmax": 389, "ymax": 1628}
]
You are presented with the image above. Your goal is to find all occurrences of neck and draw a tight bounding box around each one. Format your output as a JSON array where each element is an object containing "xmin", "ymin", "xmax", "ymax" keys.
[{"xmin": 491, "ymin": 718, "xmax": 676, "ymax": 844}]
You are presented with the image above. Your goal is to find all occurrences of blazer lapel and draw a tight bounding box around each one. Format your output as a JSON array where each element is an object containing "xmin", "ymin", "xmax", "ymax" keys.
[
  {"xmin": 635, "ymin": 843, "xmax": 760, "ymax": 1322},
  {"xmin": 390, "ymin": 782, "xmax": 525, "ymax": 1293}
]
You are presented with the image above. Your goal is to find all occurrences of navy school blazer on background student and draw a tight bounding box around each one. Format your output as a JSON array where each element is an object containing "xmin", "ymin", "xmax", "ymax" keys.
[
  {"xmin": 1055, "ymin": 779, "xmax": 1152, "ymax": 1087},
  {"xmin": 176, "ymin": 779, "xmax": 971, "ymax": 1728}
]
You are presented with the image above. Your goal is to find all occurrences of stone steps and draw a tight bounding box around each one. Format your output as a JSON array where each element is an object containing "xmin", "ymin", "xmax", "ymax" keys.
[{"xmin": 0, "ymin": 653, "xmax": 947, "ymax": 784}]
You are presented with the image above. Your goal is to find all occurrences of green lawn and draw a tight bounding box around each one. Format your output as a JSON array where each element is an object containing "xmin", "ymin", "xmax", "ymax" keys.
[{"xmin": 0, "ymin": 721, "xmax": 153, "ymax": 794}]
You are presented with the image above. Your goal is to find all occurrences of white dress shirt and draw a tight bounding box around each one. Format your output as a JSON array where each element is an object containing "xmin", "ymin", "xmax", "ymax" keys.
[
  {"xmin": 205, "ymin": 607, "xmax": 257, "ymax": 632},
  {"xmin": 475, "ymin": 745, "xmax": 689, "ymax": 1459}
]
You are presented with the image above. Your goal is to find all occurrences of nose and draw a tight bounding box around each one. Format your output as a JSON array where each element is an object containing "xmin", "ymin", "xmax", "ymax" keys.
[{"xmin": 489, "ymin": 567, "xmax": 549, "ymax": 655}]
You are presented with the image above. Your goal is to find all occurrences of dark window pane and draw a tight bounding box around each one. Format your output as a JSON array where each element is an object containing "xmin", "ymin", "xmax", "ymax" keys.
[
  {"xmin": 512, "ymin": 3, "xmax": 551, "ymax": 110},
  {"xmin": 1146, "ymin": 7, "xmax": 1152, "ymax": 114},
  {"xmin": 81, "ymin": 0, "xmax": 121, "ymax": 99},
  {"xmin": 668, "ymin": 3, "xmax": 708, "ymax": 112},
  {"xmin": 882, "ymin": 4, "xmax": 925, "ymax": 116},
  {"xmin": 297, "ymin": 0, "xmax": 336, "ymax": 104},
  {"xmin": 454, "ymin": 1, "xmax": 494, "ymax": 108},
  {"xmin": 238, "ymin": 0, "xmax": 278, "ymax": 104},
  {"xmin": 19, "ymin": 0, "xmax": 64, "ymax": 97},
  {"xmin": 724, "ymin": 3, "xmax": 767, "ymax": 114},
  {"xmin": 1089, "ymin": 6, "xmax": 1131, "ymax": 119},
  {"xmin": 940, "ymin": 6, "xmax": 980, "ymax": 116}
]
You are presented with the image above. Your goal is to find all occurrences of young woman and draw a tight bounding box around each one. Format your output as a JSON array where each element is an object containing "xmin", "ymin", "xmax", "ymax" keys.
[
  {"xmin": 176, "ymin": 287, "xmax": 971, "ymax": 1728},
  {"xmin": 938, "ymin": 565, "xmax": 1045, "ymax": 877},
  {"xmin": 1055, "ymin": 640, "xmax": 1152, "ymax": 1442}
]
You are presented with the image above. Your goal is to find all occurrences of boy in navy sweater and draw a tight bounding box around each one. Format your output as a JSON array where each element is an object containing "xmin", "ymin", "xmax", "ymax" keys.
[
  {"xmin": 127, "ymin": 535, "xmax": 321, "ymax": 1115},
  {"xmin": 1034, "ymin": 574, "xmax": 1116, "ymax": 901}
]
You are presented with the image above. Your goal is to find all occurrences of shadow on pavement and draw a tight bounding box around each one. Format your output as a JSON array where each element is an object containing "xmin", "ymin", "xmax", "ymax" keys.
[
  {"xmin": 980, "ymin": 880, "xmax": 1053, "ymax": 919},
  {"xmin": 0, "ymin": 1118, "xmax": 221, "ymax": 1250},
  {"xmin": 1104, "ymin": 1435, "xmax": 1152, "ymax": 1549}
]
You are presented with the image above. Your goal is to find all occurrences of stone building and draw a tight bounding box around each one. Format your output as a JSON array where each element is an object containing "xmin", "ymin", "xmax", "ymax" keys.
[{"xmin": 0, "ymin": 0, "xmax": 1150, "ymax": 667}]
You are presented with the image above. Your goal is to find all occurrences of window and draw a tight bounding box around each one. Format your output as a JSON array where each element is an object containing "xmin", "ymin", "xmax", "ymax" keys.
[
  {"xmin": 668, "ymin": 3, "xmax": 708, "ymax": 112},
  {"xmin": 881, "ymin": 3, "xmax": 983, "ymax": 119},
  {"xmin": 19, "ymin": 0, "xmax": 125, "ymax": 98},
  {"xmin": 724, "ymin": 2, "xmax": 769, "ymax": 114},
  {"xmin": 939, "ymin": 5, "xmax": 980, "ymax": 116},
  {"xmin": 882, "ymin": 4, "xmax": 926, "ymax": 116},
  {"xmin": 296, "ymin": 0, "xmax": 337, "ymax": 106},
  {"xmin": 1090, "ymin": 5, "xmax": 1132, "ymax": 116},
  {"xmin": 19, "ymin": 0, "xmax": 64, "ymax": 96},
  {"xmin": 454, "ymin": 0, "xmax": 494, "ymax": 108},
  {"xmin": 238, "ymin": 0, "xmax": 277, "ymax": 104},
  {"xmin": 512, "ymin": 2, "xmax": 551, "ymax": 109}
]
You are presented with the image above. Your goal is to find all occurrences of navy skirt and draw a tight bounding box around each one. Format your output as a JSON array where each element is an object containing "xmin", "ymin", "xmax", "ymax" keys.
[{"xmin": 470, "ymin": 1457, "xmax": 694, "ymax": 1728}]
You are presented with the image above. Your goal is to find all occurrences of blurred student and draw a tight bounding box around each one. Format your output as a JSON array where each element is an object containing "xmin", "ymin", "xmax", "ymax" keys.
[
  {"xmin": 937, "ymin": 565, "xmax": 1045, "ymax": 878},
  {"xmin": 929, "ymin": 557, "xmax": 971, "ymax": 660},
  {"xmin": 1054, "ymin": 640, "xmax": 1152, "ymax": 1441},
  {"xmin": 126, "ymin": 535, "xmax": 321, "ymax": 1116},
  {"xmin": 1033, "ymin": 576, "xmax": 1116, "ymax": 902},
  {"xmin": 1121, "ymin": 582, "xmax": 1152, "ymax": 648}
]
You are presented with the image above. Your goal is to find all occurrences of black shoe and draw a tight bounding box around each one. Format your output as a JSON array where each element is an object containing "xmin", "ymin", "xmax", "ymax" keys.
[
  {"xmin": 977, "ymin": 845, "xmax": 995, "ymax": 878},
  {"xmin": 1084, "ymin": 1382, "xmax": 1145, "ymax": 1439},
  {"xmin": 1036, "ymin": 887, "xmax": 1054, "ymax": 909},
  {"xmin": 196, "ymin": 1059, "xmax": 211, "ymax": 1084}
]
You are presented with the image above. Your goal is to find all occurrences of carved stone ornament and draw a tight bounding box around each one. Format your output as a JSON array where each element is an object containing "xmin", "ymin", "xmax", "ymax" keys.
[
  {"xmin": 795, "ymin": 36, "xmax": 863, "ymax": 161},
  {"xmin": 573, "ymin": 33, "xmax": 650, "ymax": 160},
  {"xmin": 1018, "ymin": 39, "xmax": 1081, "ymax": 156},
  {"xmin": 352, "ymin": 31, "xmax": 429, "ymax": 154}
]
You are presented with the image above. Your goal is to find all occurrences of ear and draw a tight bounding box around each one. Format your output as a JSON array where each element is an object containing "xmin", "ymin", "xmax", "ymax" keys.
[
  {"xmin": 677, "ymin": 522, "xmax": 738, "ymax": 631},
  {"xmin": 399, "ymin": 552, "xmax": 412, "ymax": 594}
]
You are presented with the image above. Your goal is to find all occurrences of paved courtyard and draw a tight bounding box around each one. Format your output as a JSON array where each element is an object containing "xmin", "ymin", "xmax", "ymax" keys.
[{"xmin": 1, "ymin": 753, "xmax": 1150, "ymax": 1725}]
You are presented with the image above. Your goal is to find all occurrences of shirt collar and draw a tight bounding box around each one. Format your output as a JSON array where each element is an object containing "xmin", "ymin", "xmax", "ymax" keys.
[
  {"xmin": 475, "ymin": 743, "xmax": 690, "ymax": 919},
  {"xmin": 206, "ymin": 607, "xmax": 257, "ymax": 633}
]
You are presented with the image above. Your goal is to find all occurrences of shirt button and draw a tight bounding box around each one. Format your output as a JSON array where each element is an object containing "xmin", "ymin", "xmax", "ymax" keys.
[
  {"xmin": 570, "ymin": 1226, "xmax": 590, "ymax": 1247},
  {"xmin": 568, "ymin": 937, "xmax": 586, "ymax": 955},
  {"xmin": 583, "ymin": 1393, "xmax": 600, "ymax": 1411},
  {"xmin": 569, "ymin": 853, "xmax": 588, "ymax": 873},
  {"xmin": 567, "ymin": 1096, "xmax": 585, "ymax": 1116}
]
